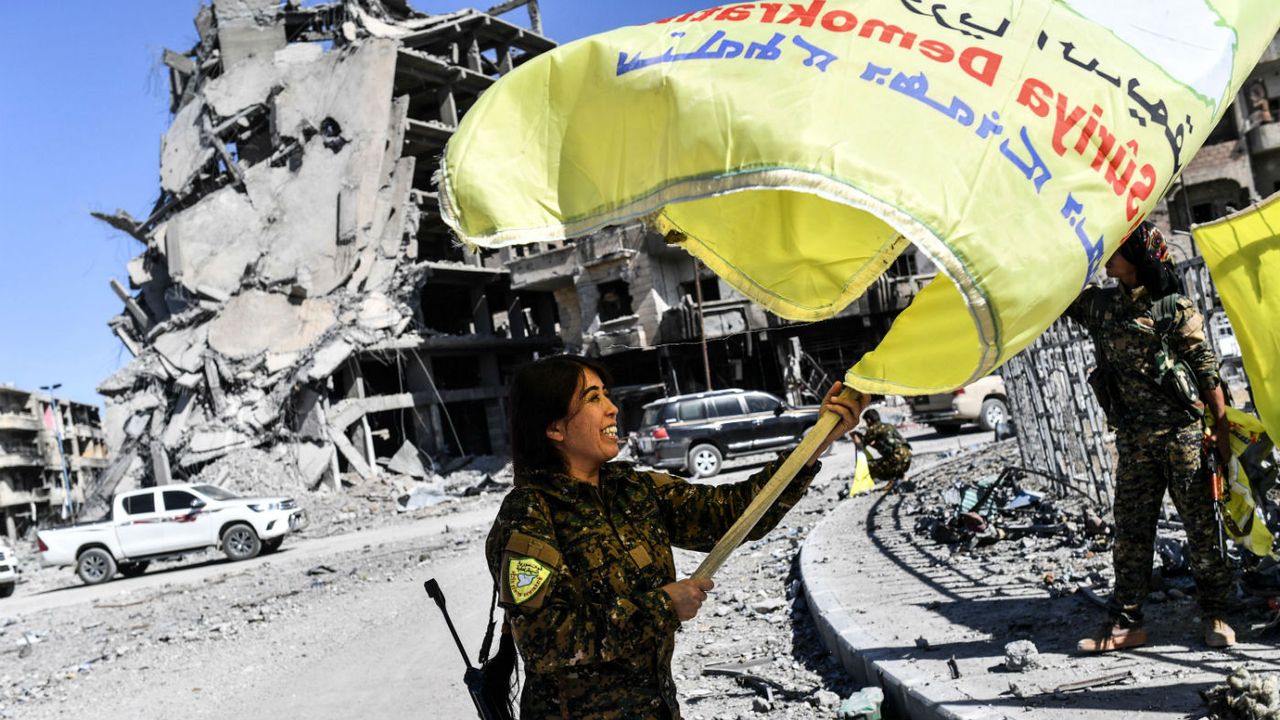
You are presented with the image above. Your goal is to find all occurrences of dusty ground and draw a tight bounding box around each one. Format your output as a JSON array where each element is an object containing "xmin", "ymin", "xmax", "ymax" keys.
[{"xmin": 0, "ymin": 434, "xmax": 983, "ymax": 720}]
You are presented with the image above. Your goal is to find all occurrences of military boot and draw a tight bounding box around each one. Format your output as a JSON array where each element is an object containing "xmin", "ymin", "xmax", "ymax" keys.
[
  {"xmin": 1203, "ymin": 617, "xmax": 1236, "ymax": 648},
  {"xmin": 1077, "ymin": 623, "xmax": 1148, "ymax": 653}
]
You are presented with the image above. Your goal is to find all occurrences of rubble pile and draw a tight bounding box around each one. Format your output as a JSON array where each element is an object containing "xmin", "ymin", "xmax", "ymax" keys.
[
  {"xmin": 895, "ymin": 441, "xmax": 1137, "ymax": 601},
  {"xmin": 672, "ymin": 465, "xmax": 869, "ymax": 719},
  {"xmin": 88, "ymin": 0, "xmax": 551, "ymax": 513},
  {"xmin": 1203, "ymin": 667, "xmax": 1280, "ymax": 720}
]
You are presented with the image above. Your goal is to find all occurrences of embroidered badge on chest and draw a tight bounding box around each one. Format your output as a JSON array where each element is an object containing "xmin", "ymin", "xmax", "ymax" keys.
[{"xmin": 508, "ymin": 556, "xmax": 552, "ymax": 604}]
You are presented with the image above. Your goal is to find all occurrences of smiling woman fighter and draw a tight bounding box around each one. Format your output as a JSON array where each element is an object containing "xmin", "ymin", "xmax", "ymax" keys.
[{"xmin": 485, "ymin": 354, "xmax": 862, "ymax": 719}]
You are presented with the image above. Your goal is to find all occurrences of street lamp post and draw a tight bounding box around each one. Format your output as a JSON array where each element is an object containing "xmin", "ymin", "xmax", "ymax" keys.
[{"xmin": 39, "ymin": 384, "xmax": 74, "ymax": 520}]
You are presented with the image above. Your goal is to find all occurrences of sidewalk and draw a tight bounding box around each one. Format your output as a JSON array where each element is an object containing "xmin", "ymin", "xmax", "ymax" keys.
[{"xmin": 799, "ymin": 479, "xmax": 1279, "ymax": 719}]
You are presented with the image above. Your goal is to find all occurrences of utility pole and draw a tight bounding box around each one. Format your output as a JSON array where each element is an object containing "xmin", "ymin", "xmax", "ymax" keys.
[
  {"xmin": 691, "ymin": 258, "xmax": 713, "ymax": 392},
  {"xmin": 39, "ymin": 384, "xmax": 74, "ymax": 520}
]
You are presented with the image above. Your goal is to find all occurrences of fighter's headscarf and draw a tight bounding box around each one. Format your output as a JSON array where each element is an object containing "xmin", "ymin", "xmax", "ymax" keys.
[{"xmin": 1118, "ymin": 221, "xmax": 1183, "ymax": 298}]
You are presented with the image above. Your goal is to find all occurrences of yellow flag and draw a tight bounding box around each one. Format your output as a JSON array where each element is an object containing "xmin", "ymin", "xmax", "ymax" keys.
[
  {"xmin": 1215, "ymin": 407, "xmax": 1276, "ymax": 558},
  {"xmin": 849, "ymin": 449, "xmax": 875, "ymax": 496},
  {"xmin": 442, "ymin": 1, "xmax": 1280, "ymax": 394},
  {"xmin": 1194, "ymin": 192, "xmax": 1280, "ymax": 445}
]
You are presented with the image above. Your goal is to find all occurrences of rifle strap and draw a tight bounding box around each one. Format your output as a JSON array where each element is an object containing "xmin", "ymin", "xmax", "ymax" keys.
[{"xmin": 477, "ymin": 577, "xmax": 500, "ymax": 665}]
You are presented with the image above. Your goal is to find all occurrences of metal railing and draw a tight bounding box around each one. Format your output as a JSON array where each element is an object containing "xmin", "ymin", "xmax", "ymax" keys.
[{"xmin": 1003, "ymin": 256, "xmax": 1251, "ymax": 510}]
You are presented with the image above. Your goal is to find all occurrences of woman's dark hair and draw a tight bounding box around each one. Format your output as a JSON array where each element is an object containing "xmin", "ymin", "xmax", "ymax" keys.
[
  {"xmin": 1118, "ymin": 221, "xmax": 1183, "ymax": 298},
  {"xmin": 509, "ymin": 355, "xmax": 613, "ymax": 474}
]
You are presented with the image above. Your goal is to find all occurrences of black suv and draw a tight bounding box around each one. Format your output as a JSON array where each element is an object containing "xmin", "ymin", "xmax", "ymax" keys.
[{"xmin": 632, "ymin": 389, "xmax": 820, "ymax": 478}]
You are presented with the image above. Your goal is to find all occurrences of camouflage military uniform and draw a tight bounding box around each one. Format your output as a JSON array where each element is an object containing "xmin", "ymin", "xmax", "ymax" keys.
[
  {"xmin": 1067, "ymin": 285, "xmax": 1229, "ymax": 626},
  {"xmin": 863, "ymin": 421, "xmax": 912, "ymax": 481},
  {"xmin": 486, "ymin": 458, "xmax": 819, "ymax": 719}
]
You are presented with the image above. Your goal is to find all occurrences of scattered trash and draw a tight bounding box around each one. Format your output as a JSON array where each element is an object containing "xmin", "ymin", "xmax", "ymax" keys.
[
  {"xmin": 1157, "ymin": 537, "xmax": 1191, "ymax": 576},
  {"xmin": 838, "ymin": 686, "xmax": 884, "ymax": 720},
  {"xmin": 947, "ymin": 655, "xmax": 961, "ymax": 679},
  {"xmin": 1076, "ymin": 584, "xmax": 1109, "ymax": 609},
  {"xmin": 304, "ymin": 565, "xmax": 336, "ymax": 576},
  {"xmin": 700, "ymin": 661, "xmax": 812, "ymax": 701},
  {"xmin": 396, "ymin": 482, "xmax": 449, "ymax": 512},
  {"xmin": 462, "ymin": 474, "xmax": 505, "ymax": 497},
  {"xmin": 1003, "ymin": 640, "xmax": 1041, "ymax": 672},
  {"xmin": 1052, "ymin": 671, "xmax": 1133, "ymax": 694}
]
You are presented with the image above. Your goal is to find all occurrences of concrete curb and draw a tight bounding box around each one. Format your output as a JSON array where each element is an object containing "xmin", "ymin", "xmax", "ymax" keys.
[
  {"xmin": 800, "ymin": 497, "xmax": 1000, "ymax": 720},
  {"xmin": 800, "ymin": 448, "xmax": 1001, "ymax": 719}
]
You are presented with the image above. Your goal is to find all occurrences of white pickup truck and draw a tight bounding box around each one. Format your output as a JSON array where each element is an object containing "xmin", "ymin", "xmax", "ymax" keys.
[
  {"xmin": 37, "ymin": 483, "xmax": 308, "ymax": 585},
  {"xmin": 0, "ymin": 541, "xmax": 16, "ymax": 598}
]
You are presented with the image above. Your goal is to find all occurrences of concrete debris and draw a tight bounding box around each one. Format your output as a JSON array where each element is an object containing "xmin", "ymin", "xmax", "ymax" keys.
[
  {"xmin": 1003, "ymin": 640, "xmax": 1041, "ymax": 672},
  {"xmin": 92, "ymin": 0, "xmax": 555, "ymax": 503},
  {"xmin": 205, "ymin": 291, "xmax": 336, "ymax": 360},
  {"xmin": 386, "ymin": 440, "xmax": 429, "ymax": 479},
  {"xmin": 751, "ymin": 597, "xmax": 787, "ymax": 614}
]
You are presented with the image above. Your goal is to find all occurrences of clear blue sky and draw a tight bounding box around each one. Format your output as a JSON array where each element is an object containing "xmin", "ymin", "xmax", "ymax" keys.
[{"xmin": 0, "ymin": 1, "xmax": 710, "ymax": 407}]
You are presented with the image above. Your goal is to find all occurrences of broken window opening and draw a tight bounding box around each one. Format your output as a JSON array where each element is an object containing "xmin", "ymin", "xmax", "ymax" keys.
[
  {"xmin": 354, "ymin": 356, "xmax": 414, "ymax": 464},
  {"xmin": 440, "ymin": 400, "xmax": 491, "ymax": 456},
  {"xmin": 1191, "ymin": 202, "xmax": 1217, "ymax": 224},
  {"xmin": 890, "ymin": 253, "xmax": 919, "ymax": 278},
  {"xmin": 597, "ymin": 280, "xmax": 634, "ymax": 323},
  {"xmin": 420, "ymin": 285, "xmax": 476, "ymax": 335},
  {"xmin": 418, "ymin": 228, "xmax": 466, "ymax": 264},
  {"xmin": 429, "ymin": 355, "xmax": 482, "ymax": 391},
  {"xmin": 1204, "ymin": 111, "xmax": 1238, "ymax": 145},
  {"xmin": 679, "ymin": 276, "xmax": 720, "ymax": 303}
]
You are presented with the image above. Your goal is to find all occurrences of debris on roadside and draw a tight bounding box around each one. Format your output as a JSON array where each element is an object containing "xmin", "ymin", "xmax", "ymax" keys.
[
  {"xmin": 1052, "ymin": 670, "xmax": 1134, "ymax": 694},
  {"xmin": 1202, "ymin": 666, "xmax": 1280, "ymax": 720},
  {"xmin": 1003, "ymin": 640, "xmax": 1042, "ymax": 672},
  {"xmin": 838, "ymin": 686, "xmax": 884, "ymax": 720}
]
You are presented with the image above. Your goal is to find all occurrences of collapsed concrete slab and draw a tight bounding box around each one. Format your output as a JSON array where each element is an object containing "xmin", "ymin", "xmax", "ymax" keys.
[
  {"xmin": 207, "ymin": 291, "xmax": 336, "ymax": 360},
  {"xmin": 92, "ymin": 0, "xmax": 556, "ymax": 505}
]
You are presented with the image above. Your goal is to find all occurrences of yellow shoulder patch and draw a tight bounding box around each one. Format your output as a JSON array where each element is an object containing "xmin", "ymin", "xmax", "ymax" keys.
[{"xmin": 508, "ymin": 556, "xmax": 553, "ymax": 605}]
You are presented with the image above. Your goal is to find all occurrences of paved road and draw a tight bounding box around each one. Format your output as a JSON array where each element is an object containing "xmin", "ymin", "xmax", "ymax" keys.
[
  {"xmin": 8, "ymin": 501, "xmax": 506, "ymax": 720},
  {"xmin": 3, "ymin": 502, "xmax": 502, "ymax": 618},
  {"xmin": 7, "ymin": 423, "xmax": 995, "ymax": 720}
]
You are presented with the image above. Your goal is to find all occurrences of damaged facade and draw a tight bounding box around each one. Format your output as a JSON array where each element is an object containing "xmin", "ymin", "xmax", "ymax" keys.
[
  {"xmin": 93, "ymin": 0, "xmax": 556, "ymax": 511},
  {"xmin": 502, "ymin": 225, "xmax": 941, "ymax": 431},
  {"xmin": 0, "ymin": 386, "xmax": 108, "ymax": 540},
  {"xmin": 93, "ymin": 0, "xmax": 935, "ymax": 511},
  {"xmin": 96, "ymin": 3, "xmax": 1273, "ymax": 514},
  {"xmin": 1154, "ymin": 32, "xmax": 1280, "ymax": 230}
]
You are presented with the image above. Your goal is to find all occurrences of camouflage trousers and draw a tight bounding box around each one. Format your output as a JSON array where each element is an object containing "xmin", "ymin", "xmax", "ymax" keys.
[
  {"xmin": 868, "ymin": 451, "xmax": 911, "ymax": 481},
  {"xmin": 1108, "ymin": 423, "xmax": 1231, "ymax": 627}
]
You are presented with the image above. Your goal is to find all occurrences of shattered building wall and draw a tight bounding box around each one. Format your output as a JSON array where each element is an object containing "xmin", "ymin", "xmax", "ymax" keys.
[
  {"xmin": 1157, "ymin": 32, "xmax": 1280, "ymax": 229},
  {"xmin": 0, "ymin": 387, "xmax": 108, "ymax": 540},
  {"xmin": 502, "ymin": 222, "xmax": 940, "ymax": 430},
  {"xmin": 93, "ymin": 0, "xmax": 554, "ymax": 512}
]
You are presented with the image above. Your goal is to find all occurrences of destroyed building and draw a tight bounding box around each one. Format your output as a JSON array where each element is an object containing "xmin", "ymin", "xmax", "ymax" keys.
[
  {"xmin": 92, "ymin": 0, "xmax": 557, "ymax": 508},
  {"xmin": 0, "ymin": 386, "xmax": 108, "ymax": 540},
  {"xmin": 501, "ymin": 225, "xmax": 941, "ymax": 430},
  {"xmin": 91, "ymin": 0, "xmax": 941, "ymax": 509},
  {"xmin": 1152, "ymin": 33, "xmax": 1280, "ymax": 233},
  {"xmin": 91, "ymin": 0, "xmax": 1274, "ymax": 513}
]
